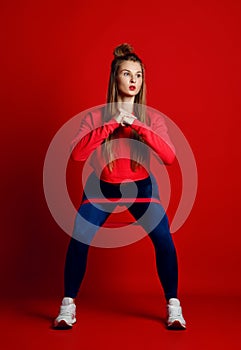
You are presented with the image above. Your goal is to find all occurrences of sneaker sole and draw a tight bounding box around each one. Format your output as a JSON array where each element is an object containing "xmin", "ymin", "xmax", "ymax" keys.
[
  {"xmin": 167, "ymin": 320, "xmax": 186, "ymax": 330},
  {"xmin": 53, "ymin": 319, "xmax": 75, "ymax": 330}
]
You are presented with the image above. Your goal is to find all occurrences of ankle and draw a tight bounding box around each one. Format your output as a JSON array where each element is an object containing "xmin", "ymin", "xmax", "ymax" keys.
[{"xmin": 62, "ymin": 297, "xmax": 75, "ymax": 305}]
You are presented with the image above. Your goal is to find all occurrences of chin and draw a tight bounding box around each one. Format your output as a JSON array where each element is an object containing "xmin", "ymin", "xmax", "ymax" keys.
[{"xmin": 127, "ymin": 91, "xmax": 138, "ymax": 96}]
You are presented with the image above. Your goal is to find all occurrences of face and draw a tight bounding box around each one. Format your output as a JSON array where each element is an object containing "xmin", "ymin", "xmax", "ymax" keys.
[{"xmin": 116, "ymin": 60, "xmax": 143, "ymax": 99}]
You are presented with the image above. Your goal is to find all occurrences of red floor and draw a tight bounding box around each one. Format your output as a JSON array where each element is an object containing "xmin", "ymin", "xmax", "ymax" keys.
[{"xmin": 2, "ymin": 293, "xmax": 241, "ymax": 350}]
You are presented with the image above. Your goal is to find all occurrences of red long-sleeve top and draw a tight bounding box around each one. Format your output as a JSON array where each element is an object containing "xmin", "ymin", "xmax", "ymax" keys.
[{"xmin": 71, "ymin": 108, "xmax": 175, "ymax": 183}]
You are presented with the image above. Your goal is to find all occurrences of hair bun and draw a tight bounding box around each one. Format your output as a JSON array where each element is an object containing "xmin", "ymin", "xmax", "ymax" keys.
[{"xmin": 113, "ymin": 43, "xmax": 134, "ymax": 58}]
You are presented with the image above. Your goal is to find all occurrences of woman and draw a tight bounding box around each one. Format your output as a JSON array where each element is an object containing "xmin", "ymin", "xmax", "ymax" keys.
[{"xmin": 54, "ymin": 43, "xmax": 186, "ymax": 330}]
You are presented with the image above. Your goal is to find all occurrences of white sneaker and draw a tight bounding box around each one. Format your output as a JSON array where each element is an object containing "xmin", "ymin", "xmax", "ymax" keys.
[
  {"xmin": 167, "ymin": 298, "xmax": 186, "ymax": 330},
  {"xmin": 53, "ymin": 297, "xmax": 76, "ymax": 329}
]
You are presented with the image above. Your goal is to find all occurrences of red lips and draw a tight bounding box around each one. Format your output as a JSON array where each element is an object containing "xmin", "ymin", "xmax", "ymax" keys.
[{"xmin": 129, "ymin": 86, "xmax": 136, "ymax": 91}]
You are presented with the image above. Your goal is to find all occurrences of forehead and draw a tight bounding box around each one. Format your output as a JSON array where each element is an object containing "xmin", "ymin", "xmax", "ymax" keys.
[{"xmin": 119, "ymin": 60, "xmax": 142, "ymax": 72}]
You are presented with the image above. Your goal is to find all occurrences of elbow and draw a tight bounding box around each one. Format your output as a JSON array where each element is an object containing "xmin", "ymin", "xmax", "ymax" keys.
[
  {"xmin": 164, "ymin": 147, "xmax": 176, "ymax": 165},
  {"xmin": 70, "ymin": 146, "xmax": 78, "ymax": 161},
  {"xmin": 165, "ymin": 153, "xmax": 176, "ymax": 165},
  {"xmin": 161, "ymin": 141, "xmax": 176, "ymax": 165},
  {"xmin": 70, "ymin": 147, "xmax": 85, "ymax": 162},
  {"xmin": 70, "ymin": 152, "xmax": 79, "ymax": 161},
  {"xmin": 70, "ymin": 154, "xmax": 86, "ymax": 162}
]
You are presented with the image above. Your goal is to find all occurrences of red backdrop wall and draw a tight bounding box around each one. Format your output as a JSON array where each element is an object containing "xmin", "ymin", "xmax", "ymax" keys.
[{"xmin": 1, "ymin": 0, "xmax": 241, "ymax": 299}]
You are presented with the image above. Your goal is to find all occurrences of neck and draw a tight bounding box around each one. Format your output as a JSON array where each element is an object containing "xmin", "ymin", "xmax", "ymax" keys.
[{"xmin": 117, "ymin": 96, "xmax": 134, "ymax": 114}]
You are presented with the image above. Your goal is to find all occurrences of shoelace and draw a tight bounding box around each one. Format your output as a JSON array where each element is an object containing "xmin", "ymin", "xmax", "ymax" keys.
[
  {"xmin": 60, "ymin": 305, "xmax": 75, "ymax": 316},
  {"xmin": 169, "ymin": 306, "xmax": 182, "ymax": 317}
]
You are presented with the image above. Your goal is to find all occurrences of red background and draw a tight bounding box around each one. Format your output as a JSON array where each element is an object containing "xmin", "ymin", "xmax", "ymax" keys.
[{"xmin": 1, "ymin": 0, "xmax": 241, "ymax": 348}]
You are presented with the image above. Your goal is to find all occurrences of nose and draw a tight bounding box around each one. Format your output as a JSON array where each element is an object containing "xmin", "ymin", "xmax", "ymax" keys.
[{"xmin": 130, "ymin": 74, "xmax": 136, "ymax": 83}]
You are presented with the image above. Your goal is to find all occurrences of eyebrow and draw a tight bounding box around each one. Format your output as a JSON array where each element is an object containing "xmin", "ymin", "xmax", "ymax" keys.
[{"xmin": 120, "ymin": 69, "xmax": 142, "ymax": 74}]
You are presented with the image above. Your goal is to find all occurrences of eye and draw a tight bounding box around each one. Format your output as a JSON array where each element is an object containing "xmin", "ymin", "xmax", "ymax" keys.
[
  {"xmin": 123, "ymin": 71, "xmax": 129, "ymax": 76},
  {"xmin": 136, "ymin": 73, "xmax": 142, "ymax": 78}
]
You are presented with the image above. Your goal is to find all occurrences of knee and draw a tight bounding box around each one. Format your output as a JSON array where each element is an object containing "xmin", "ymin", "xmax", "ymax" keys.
[
  {"xmin": 139, "ymin": 203, "xmax": 168, "ymax": 233},
  {"xmin": 149, "ymin": 221, "xmax": 175, "ymax": 253},
  {"xmin": 72, "ymin": 210, "xmax": 101, "ymax": 244},
  {"xmin": 72, "ymin": 226, "xmax": 97, "ymax": 245}
]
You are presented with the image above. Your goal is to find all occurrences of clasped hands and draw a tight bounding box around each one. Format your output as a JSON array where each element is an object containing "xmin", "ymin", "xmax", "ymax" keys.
[{"xmin": 114, "ymin": 108, "xmax": 137, "ymax": 126}]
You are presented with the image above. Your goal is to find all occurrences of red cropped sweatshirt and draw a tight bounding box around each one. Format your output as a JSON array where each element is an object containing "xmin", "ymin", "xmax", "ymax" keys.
[{"xmin": 70, "ymin": 109, "xmax": 175, "ymax": 183}]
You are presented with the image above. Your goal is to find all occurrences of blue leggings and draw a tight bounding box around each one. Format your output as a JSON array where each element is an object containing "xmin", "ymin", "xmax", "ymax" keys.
[{"xmin": 64, "ymin": 174, "xmax": 178, "ymax": 301}]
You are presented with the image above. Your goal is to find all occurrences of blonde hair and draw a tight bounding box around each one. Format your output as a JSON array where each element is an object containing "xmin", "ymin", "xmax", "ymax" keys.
[{"xmin": 104, "ymin": 43, "xmax": 148, "ymax": 171}]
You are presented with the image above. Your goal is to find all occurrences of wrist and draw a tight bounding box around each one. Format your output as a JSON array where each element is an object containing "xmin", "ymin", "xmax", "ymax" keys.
[{"xmin": 122, "ymin": 115, "xmax": 136, "ymax": 125}]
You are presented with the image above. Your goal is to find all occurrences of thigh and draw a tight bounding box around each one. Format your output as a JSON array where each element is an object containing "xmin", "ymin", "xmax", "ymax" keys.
[
  {"xmin": 72, "ymin": 201, "xmax": 113, "ymax": 244},
  {"xmin": 128, "ymin": 202, "xmax": 167, "ymax": 235}
]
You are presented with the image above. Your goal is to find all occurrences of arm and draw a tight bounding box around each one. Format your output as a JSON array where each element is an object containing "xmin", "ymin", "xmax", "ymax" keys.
[
  {"xmin": 70, "ymin": 112, "xmax": 119, "ymax": 161},
  {"xmin": 123, "ymin": 113, "xmax": 176, "ymax": 164}
]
